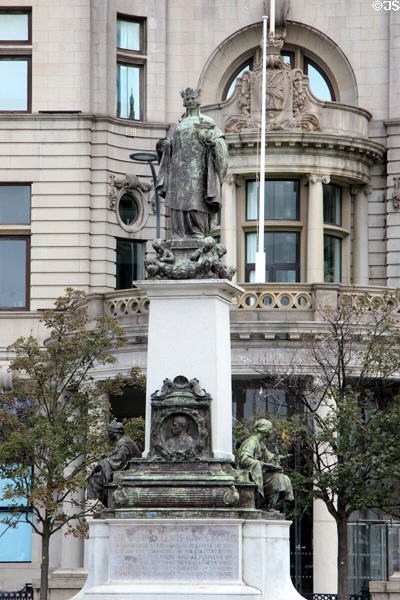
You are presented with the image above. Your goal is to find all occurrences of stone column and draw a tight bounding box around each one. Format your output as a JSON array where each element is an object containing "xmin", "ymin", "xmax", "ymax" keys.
[
  {"xmin": 307, "ymin": 174, "xmax": 330, "ymax": 283},
  {"xmin": 352, "ymin": 185, "xmax": 370, "ymax": 286},
  {"xmin": 313, "ymin": 499, "xmax": 338, "ymax": 594},
  {"xmin": 221, "ymin": 174, "xmax": 237, "ymax": 281}
]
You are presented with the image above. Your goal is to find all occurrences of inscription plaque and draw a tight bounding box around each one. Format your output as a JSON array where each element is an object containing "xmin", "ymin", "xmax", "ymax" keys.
[{"xmin": 110, "ymin": 523, "xmax": 239, "ymax": 582}]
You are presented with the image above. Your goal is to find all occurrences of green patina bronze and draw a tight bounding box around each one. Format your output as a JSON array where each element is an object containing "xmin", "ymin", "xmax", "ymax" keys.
[
  {"xmin": 157, "ymin": 88, "xmax": 228, "ymax": 240},
  {"xmin": 236, "ymin": 419, "xmax": 294, "ymax": 512},
  {"xmin": 145, "ymin": 89, "xmax": 235, "ymax": 280}
]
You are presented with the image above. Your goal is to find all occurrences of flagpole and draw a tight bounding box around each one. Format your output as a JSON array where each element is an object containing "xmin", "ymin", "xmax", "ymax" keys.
[
  {"xmin": 270, "ymin": 0, "xmax": 275, "ymax": 36},
  {"xmin": 254, "ymin": 14, "xmax": 268, "ymax": 283}
]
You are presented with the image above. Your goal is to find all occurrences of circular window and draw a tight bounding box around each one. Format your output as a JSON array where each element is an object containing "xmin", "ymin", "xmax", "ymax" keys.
[{"xmin": 118, "ymin": 193, "xmax": 139, "ymax": 226}]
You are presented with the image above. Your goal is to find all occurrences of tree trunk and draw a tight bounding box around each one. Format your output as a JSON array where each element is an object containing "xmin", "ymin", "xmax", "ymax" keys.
[
  {"xmin": 40, "ymin": 521, "xmax": 51, "ymax": 600},
  {"xmin": 337, "ymin": 516, "xmax": 349, "ymax": 600}
]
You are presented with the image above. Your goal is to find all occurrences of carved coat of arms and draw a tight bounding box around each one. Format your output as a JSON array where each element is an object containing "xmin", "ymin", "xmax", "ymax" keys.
[{"xmin": 225, "ymin": 37, "xmax": 320, "ymax": 134}]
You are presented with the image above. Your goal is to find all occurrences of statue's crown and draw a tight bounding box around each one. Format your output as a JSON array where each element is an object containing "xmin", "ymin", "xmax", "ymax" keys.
[{"xmin": 180, "ymin": 87, "xmax": 201, "ymax": 100}]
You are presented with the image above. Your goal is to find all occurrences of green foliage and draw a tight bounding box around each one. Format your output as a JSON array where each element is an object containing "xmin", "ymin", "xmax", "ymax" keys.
[
  {"xmin": 0, "ymin": 288, "xmax": 145, "ymax": 600},
  {"xmin": 122, "ymin": 416, "xmax": 145, "ymax": 451}
]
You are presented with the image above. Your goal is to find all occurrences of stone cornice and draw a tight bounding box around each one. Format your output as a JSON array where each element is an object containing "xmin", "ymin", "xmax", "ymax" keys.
[
  {"xmin": 0, "ymin": 112, "xmax": 169, "ymax": 131},
  {"xmin": 226, "ymin": 131, "xmax": 385, "ymax": 163},
  {"xmin": 203, "ymin": 98, "xmax": 372, "ymax": 120}
]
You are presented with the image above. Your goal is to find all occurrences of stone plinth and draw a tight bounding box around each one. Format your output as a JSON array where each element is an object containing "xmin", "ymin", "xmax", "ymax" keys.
[
  {"xmin": 370, "ymin": 572, "xmax": 400, "ymax": 600},
  {"xmin": 33, "ymin": 569, "xmax": 88, "ymax": 600},
  {"xmin": 70, "ymin": 518, "xmax": 305, "ymax": 600},
  {"xmin": 139, "ymin": 279, "xmax": 243, "ymax": 461}
]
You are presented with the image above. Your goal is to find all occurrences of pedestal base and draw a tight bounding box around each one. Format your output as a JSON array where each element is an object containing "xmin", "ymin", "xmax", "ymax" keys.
[{"xmin": 70, "ymin": 518, "xmax": 305, "ymax": 600}]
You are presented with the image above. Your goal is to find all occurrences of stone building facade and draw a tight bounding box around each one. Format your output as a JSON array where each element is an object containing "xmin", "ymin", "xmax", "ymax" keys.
[{"xmin": 0, "ymin": 0, "xmax": 399, "ymax": 596}]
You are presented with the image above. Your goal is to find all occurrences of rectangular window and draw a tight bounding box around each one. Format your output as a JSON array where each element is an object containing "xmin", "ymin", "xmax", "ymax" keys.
[
  {"xmin": 117, "ymin": 63, "xmax": 142, "ymax": 120},
  {"xmin": 116, "ymin": 15, "xmax": 145, "ymax": 121},
  {"xmin": 323, "ymin": 184, "xmax": 342, "ymax": 226},
  {"xmin": 246, "ymin": 180, "xmax": 299, "ymax": 221},
  {"xmin": 0, "ymin": 57, "xmax": 30, "ymax": 112},
  {"xmin": 0, "ymin": 10, "xmax": 32, "ymax": 112},
  {"xmin": 0, "ymin": 10, "xmax": 31, "ymax": 43},
  {"xmin": 117, "ymin": 17, "xmax": 142, "ymax": 51},
  {"xmin": 245, "ymin": 231, "xmax": 299, "ymax": 283},
  {"xmin": 0, "ymin": 477, "xmax": 32, "ymax": 562},
  {"xmin": 0, "ymin": 237, "xmax": 30, "ymax": 309},
  {"xmin": 0, "ymin": 185, "xmax": 31, "ymax": 224},
  {"xmin": 324, "ymin": 234, "xmax": 341, "ymax": 283},
  {"xmin": 116, "ymin": 239, "xmax": 143, "ymax": 289}
]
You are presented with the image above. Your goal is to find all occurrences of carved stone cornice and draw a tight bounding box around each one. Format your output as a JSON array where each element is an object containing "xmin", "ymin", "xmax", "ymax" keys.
[{"xmin": 226, "ymin": 132, "xmax": 385, "ymax": 166}]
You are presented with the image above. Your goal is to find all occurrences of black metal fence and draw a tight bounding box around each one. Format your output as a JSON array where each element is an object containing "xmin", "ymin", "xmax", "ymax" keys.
[
  {"xmin": 0, "ymin": 584, "xmax": 33, "ymax": 600},
  {"xmin": 302, "ymin": 593, "xmax": 371, "ymax": 600}
]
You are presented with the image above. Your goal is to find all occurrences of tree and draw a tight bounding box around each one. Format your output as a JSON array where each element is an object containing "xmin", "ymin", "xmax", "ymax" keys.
[
  {"xmin": 0, "ymin": 289, "xmax": 145, "ymax": 600},
  {"xmin": 238, "ymin": 292, "xmax": 400, "ymax": 600}
]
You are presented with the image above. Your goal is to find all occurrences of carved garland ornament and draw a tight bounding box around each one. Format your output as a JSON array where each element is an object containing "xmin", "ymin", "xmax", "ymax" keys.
[{"xmin": 108, "ymin": 173, "xmax": 152, "ymax": 210}]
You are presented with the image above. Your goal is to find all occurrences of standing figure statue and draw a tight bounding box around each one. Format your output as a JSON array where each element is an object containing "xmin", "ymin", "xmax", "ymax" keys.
[
  {"xmin": 236, "ymin": 419, "xmax": 294, "ymax": 512},
  {"xmin": 156, "ymin": 87, "xmax": 228, "ymax": 239},
  {"xmin": 87, "ymin": 420, "xmax": 141, "ymax": 507}
]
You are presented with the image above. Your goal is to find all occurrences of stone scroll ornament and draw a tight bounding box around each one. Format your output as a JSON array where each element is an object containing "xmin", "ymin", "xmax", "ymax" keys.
[
  {"xmin": 149, "ymin": 375, "xmax": 212, "ymax": 462},
  {"xmin": 225, "ymin": 35, "xmax": 320, "ymax": 134},
  {"xmin": 145, "ymin": 88, "xmax": 236, "ymax": 280}
]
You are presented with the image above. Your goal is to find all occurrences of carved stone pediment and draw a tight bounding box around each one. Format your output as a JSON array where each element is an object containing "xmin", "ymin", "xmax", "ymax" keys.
[{"xmin": 225, "ymin": 37, "xmax": 320, "ymax": 134}]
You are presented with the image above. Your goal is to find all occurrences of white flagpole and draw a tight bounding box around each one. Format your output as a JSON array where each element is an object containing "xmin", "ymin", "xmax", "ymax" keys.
[
  {"xmin": 270, "ymin": 0, "xmax": 275, "ymax": 37},
  {"xmin": 254, "ymin": 14, "xmax": 268, "ymax": 283}
]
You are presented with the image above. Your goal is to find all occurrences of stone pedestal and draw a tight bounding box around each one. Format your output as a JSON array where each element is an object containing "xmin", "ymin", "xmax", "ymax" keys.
[
  {"xmin": 70, "ymin": 518, "xmax": 304, "ymax": 600},
  {"xmin": 370, "ymin": 571, "xmax": 400, "ymax": 600},
  {"xmin": 74, "ymin": 277, "xmax": 304, "ymax": 600},
  {"xmin": 140, "ymin": 279, "xmax": 243, "ymax": 461}
]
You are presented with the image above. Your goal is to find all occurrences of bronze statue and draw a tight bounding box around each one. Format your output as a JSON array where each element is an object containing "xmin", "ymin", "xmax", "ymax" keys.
[
  {"xmin": 236, "ymin": 419, "xmax": 294, "ymax": 511},
  {"xmin": 86, "ymin": 420, "xmax": 141, "ymax": 507},
  {"xmin": 156, "ymin": 87, "xmax": 228, "ymax": 239}
]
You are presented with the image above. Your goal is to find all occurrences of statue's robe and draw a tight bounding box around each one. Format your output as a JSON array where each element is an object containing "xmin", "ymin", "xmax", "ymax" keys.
[{"xmin": 157, "ymin": 112, "xmax": 228, "ymax": 238}]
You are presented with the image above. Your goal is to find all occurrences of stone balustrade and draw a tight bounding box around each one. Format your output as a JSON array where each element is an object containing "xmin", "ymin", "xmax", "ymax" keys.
[
  {"xmin": 102, "ymin": 284, "xmax": 400, "ymax": 321},
  {"xmin": 235, "ymin": 284, "xmax": 313, "ymax": 310},
  {"xmin": 104, "ymin": 289, "xmax": 150, "ymax": 318}
]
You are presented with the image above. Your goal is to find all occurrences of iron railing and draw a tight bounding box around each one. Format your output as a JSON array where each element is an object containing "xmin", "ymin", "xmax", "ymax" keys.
[
  {"xmin": 0, "ymin": 584, "xmax": 33, "ymax": 600},
  {"xmin": 302, "ymin": 593, "xmax": 371, "ymax": 600}
]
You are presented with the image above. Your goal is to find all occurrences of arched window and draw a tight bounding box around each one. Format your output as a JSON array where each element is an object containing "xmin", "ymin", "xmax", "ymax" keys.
[
  {"xmin": 222, "ymin": 57, "xmax": 253, "ymax": 101},
  {"xmin": 304, "ymin": 56, "xmax": 335, "ymax": 102},
  {"xmin": 221, "ymin": 46, "xmax": 336, "ymax": 102}
]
